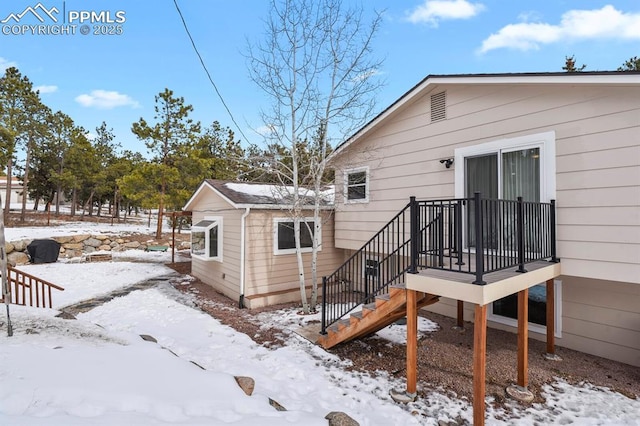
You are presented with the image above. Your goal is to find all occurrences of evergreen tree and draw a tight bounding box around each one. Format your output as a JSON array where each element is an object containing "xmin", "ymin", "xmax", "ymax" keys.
[
  {"xmin": 618, "ymin": 56, "xmax": 640, "ymax": 71},
  {"xmin": 131, "ymin": 88, "xmax": 201, "ymax": 238}
]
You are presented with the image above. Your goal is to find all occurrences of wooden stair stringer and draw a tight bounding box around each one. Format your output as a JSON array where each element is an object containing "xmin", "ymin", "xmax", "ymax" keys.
[{"xmin": 318, "ymin": 291, "xmax": 439, "ymax": 349}]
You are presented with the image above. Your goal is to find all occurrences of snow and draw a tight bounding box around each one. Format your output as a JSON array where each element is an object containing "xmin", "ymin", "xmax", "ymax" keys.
[
  {"xmin": 225, "ymin": 182, "xmax": 335, "ymax": 204},
  {"xmin": 1, "ymin": 224, "xmax": 639, "ymax": 425}
]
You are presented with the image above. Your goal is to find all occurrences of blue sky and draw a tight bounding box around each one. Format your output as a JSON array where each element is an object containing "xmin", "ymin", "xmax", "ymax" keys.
[{"xmin": 1, "ymin": 0, "xmax": 638, "ymax": 155}]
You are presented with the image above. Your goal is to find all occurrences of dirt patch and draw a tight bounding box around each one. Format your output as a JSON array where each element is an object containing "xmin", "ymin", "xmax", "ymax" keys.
[{"xmin": 165, "ymin": 261, "xmax": 640, "ymax": 410}]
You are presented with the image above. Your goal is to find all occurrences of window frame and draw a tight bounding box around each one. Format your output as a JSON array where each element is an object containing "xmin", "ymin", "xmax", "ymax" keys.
[
  {"xmin": 273, "ymin": 217, "xmax": 322, "ymax": 256},
  {"xmin": 344, "ymin": 166, "xmax": 370, "ymax": 204},
  {"xmin": 191, "ymin": 216, "xmax": 223, "ymax": 262},
  {"xmin": 488, "ymin": 280, "xmax": 563, "ymax": 338}
]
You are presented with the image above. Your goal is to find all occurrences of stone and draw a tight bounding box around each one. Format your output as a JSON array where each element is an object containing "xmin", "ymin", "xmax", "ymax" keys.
[
  {"xmin": 7, "ymin": 251, "xmax": 29, "ymax": 266},
  {"xmin": 83, "ymin": 238, "xmax": 102, "ymax": 248},
  {"xmin": 5, "ymin": 242, "xmax": 14, "ymax": 255},
  {"xmin": 53, "ymin": 236, "xmax": 73, "ymax": 244},
  {"xmin": 268, "ymin": 398, "xmax": 286, "ymax": 412},
  {"xmin": 140, "ymin": 334, "xmax": 157, "ymax": 343},
  {"xmin": 72, "ymin": 234, "xmax": 91, "ymax": 242},
  {"xmin": 505, "ymin": 385, "xmax": 535, "ymax": 403},
  {"xmin": 325, "ymin": 412, "xmax": 360, "ymax": 426},
  {"xmin": 123, "ymin": 241, "xmax": 141, "ymax": 248},
  {"xmin": 63, "ymin": 243, "xmax": 84, "ymax": 250},
  {"xmin": 94, "ymin": 235, "xmax": 109, "ymax": 241},
  {"xmin": 234, "ymin": 376, "xmax": 255, "ymax": 396},
  {"xmin": 85, "ymin": 246, "xmax": 96, "ymax": 253},
  {"xmin": 389, "ymin": 388, "xmax": 417, "ymax": 403},
  {"xmin": 98, "ymin": 245, "xmax": 112, "ymax": 251},
  {"xmin": 12, "ymin": 239, "xmax": 29, "ymax": 252},
  {"xmin": 110, "ymin": 241, "xmax": 119, "ymax": 248},
  {"xmin": 115, "ymin": 238, "xmax": 125, "ymax": 244}
]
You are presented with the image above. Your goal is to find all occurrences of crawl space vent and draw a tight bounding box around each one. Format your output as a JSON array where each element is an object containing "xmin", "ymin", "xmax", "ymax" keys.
[{"xmin": 430, "ymin": 91, "xmax": 446, "ymax": 122}]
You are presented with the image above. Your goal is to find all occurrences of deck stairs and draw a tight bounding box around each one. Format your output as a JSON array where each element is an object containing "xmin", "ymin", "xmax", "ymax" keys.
[{"xmin": 318, "ymin": 284, "xmax": 439, "ymax": 349}]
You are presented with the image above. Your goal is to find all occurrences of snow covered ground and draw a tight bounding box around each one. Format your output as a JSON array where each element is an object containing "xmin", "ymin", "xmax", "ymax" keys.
[{"xmin": 1, "ymin": 224, "xmax": 639, "ymax": 425}]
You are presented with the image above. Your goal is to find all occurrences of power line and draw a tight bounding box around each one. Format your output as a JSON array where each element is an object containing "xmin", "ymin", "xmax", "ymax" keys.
[{"xmin": 172, "ymin": 0, "xmax": 251, "ymax": 144}]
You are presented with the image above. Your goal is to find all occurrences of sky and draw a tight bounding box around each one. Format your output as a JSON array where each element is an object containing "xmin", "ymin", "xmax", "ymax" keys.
[
  {"xmin": 0, "ymin": 0, "xmax": 639, "ymax": 156},
  {"xmin": 1, "ymin": 222, "xmax": 640, "ymax": 424}
]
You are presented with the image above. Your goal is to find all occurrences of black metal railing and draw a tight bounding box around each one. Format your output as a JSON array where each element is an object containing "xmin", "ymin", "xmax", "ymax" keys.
[{"xmin": 320, "ymin": 193, "xmax": 557, "ymax": 334}]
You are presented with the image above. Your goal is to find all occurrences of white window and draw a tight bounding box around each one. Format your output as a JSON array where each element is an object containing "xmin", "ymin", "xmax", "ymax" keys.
[
  {"xmin": 455, "ymin": 131, "xmax": 559, "ymax": 333},
  {"xmin": 344, "ymin": 167, "xmax": 369, "ymax": 203},
  {"xmin": 274, "ymin": 217, "xmax": 321, "ymax": 255},
  {"xmin": 191, "ymin": 217, "xmax": 223, "ymax": 261}
]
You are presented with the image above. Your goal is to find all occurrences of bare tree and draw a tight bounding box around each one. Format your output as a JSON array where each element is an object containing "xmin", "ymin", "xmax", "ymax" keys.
[{"xmin": 248, "ymin": 0, "xmax": 384, "ymax": 313}]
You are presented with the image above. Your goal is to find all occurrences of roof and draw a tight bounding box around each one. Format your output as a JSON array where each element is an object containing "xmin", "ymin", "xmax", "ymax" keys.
[
  {"xmin": 183, "ymin": 179, "xmax": 335, "ymax": 211},
  {"xmin": 328, "ymin": 70, "xmax": 640, "ymax": 162}
]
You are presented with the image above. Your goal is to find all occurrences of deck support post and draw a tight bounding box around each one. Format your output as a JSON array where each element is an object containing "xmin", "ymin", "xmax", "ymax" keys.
[
  {"xmin": 455, "ymin": 300, "xmax": 464, "ymax": 329},
  {"xmin": 473, "ymin": 304, "xmax": 487, "ymax": 426},
  {"xmin": 391, "ymin": 288, "xmax": 418, "ymax": 403},
  {"xmin": 407, "ymin": 289, "xmax": 418, "ymax": 396},
  {"xmin": 507, "ymin": 288, "xmax": 535, "ymax": 402},
  {"xmin": 544, "ymin": 278, "xmax": 562, "ymax": 361},
  {"xmin": 517, "ymin": 288, "xmax": 529, "ymax": 388}
]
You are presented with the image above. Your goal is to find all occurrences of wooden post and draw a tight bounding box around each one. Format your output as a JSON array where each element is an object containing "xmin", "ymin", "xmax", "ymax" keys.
[
  {"xmin": 407, "ymin": 289, "xmax": 418, "ymax": 396},
  {"xmin": 517, "ymin": 288, "xmax": 529, "ymax": 388},
  {"xmin": 473, "ymin": 304, "xmax": 487, "ymax": 426},
  {"xmin": 457, "ymin": 300, "xmax": 464, "ymax": 328},
  {"xmin": 546, "ymin": 279, "xmax": 555, "ymax": 354}
]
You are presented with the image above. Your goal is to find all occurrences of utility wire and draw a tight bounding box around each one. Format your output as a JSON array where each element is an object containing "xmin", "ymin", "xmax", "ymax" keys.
[{"xmin": 172, "ymin": 0, "xmax": 251, "ymax": 144}]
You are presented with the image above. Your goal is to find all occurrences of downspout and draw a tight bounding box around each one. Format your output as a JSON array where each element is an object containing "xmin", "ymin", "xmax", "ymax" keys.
[{"xmin": 239, "ymin": 207, "xmax": 250, "ymax": 308}]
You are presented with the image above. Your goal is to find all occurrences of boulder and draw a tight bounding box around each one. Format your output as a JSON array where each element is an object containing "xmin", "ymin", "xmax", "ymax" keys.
[
  {"xmin": 325, "ymin": 412, "xmax": 360, "ymax": 426},
  {"xmin": 72, "ymin": 234, "xmax": 90, "ymax": 242},
  {"xmin": 83, "ymin": 238, "xmax": 102, "ymax": 248},
  {"xmin": 53, "ymin": 236, "xmax": 73, "ymax": 244},
  {"xmin": 234, "ymin": 376, "xmax": 255, "ymax": 396},
  {"xmin": 5, "ymin": 242, "xmax": 14, "ymax": 255},
  {"xmin": 63, "ymin": 243, "xmax": 84, "ymax": 250},
  {"xmin": 94, "ymin": 234, "xmax": 109, "ymax": 241},
  {"xmin": 7, "ymin": 251, "xmax": 29, "ymax": 266},
  {"xmin": 98, "ymin": 245, "xmax": 112, "ymax": 251},
  {"xmin": 123, "ymin": 241, "xmax": 141, "ymax": 249},
  {"xmin": 12, "ymin": 239, "xmax": 30, "ymax": 252}
]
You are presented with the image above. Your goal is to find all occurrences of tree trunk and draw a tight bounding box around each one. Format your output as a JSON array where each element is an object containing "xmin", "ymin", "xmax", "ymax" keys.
[
  {"xmin": 294, "ymin": 215, "xmax": 310, "ymax": 314},
  {"xmin": 20, "ymin": 138, "xmax": 32, "ymax": 223},
  {"xmin": 4, "ymin": 159, "xmax": 12, "ymax": 223},
  {"xmin": 70, "ymin": 188, "xmax": 77, "ymax": 216}
]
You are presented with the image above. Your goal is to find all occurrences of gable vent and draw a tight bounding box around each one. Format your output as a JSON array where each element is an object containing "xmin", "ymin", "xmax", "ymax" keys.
[{"xmin": 430, "ymin": 91, "xmax": 446, "ymax": 122}]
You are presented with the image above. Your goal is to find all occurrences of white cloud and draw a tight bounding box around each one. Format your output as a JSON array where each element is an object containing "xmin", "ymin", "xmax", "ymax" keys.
[
  {"xmin": 254, "ymin": 124, "xmax": 276, "ymax": 137},
  {"xmin": 407, "ymin": 0, "xmax": 485, "ymax": 26},
  {"xmin": 352, "ymin": 68, "xmax": 385, "ymax": 82},
  {"xmin": 34, "ymin": 85, "xmax": 57, "ymax": 94},
  {"xmin": 0, "ymin": 57, "xmax": 17, "ymax": 71},
  {"xmin": 479, "ymin": 5, "xmax": 640, "ymax": 53},
  {"xmin": 75, "ymin": 89, "xmax": 140, "ymax": 109}
]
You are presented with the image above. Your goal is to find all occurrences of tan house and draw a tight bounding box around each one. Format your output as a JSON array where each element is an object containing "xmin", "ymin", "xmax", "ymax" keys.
[
  {"xmin": 183, "ymin": 179, "xmax": 344, "ymax": 309},
  {"xmin": 0, "ymin": 176, "xmax": 27, "ymax": 206},
  {"xmin": 323, "ymin": 71, "xmax": 640, "ymax": 368}
]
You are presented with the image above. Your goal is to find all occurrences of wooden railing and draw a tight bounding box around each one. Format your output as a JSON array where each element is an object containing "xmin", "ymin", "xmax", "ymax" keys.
[{"xmin": 0, "ymin": 266, "xmax": 64, "ymax": 309}]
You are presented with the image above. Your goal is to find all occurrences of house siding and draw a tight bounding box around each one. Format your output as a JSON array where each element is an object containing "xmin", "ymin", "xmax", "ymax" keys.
[
  {"xmin": 244, "ymin": 210, "xmax": 343, "ymax": 307},
  {"xmin": 189, "ymin": 188, "xmax": 244, "ymax": 304},
  {"xmin": 331, "ymin": 80, "xmax": 640, "ymax": 366}
]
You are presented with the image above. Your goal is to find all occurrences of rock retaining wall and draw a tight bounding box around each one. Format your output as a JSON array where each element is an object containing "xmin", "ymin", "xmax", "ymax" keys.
[{"xmin": 5, "ymin": 234, "xmax": 191, "ymax": 266}]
